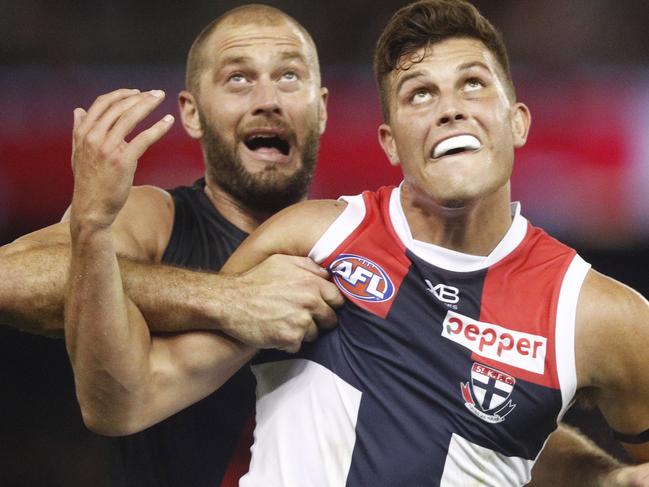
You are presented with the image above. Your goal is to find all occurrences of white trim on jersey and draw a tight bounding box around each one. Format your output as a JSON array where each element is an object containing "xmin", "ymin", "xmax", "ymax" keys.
[
  {"xmin": 554, "ymin": 255, "xmax": 591, "ymax": 419},
  {"xmin": 309, "ymin": 194, "xmax": 366, "ymax": 264},
  {"xmin": 440, "ymin": 433, "xmax": 534, "ymax": 486},
  {"xmin": 389, "ymin": 185, "xmax": 529, "ymax": 272},
  {"xmin": 241, "ymin": 359, "xmax": 362, "ymax": 487}
]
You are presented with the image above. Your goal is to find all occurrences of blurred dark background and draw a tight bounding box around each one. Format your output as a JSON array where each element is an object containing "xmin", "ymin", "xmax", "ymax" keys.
[{"xmin": 2, "ymin": 0, "xmax": 649, "ymax": 485}]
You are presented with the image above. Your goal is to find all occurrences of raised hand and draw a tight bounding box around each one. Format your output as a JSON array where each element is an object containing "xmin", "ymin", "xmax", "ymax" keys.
[{"xmin": 70, "ymin": 89, "xmax": 174, "ymax": 230}]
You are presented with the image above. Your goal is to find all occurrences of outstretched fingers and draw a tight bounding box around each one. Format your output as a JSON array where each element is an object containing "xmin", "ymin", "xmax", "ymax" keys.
[
  {"xmin": 106, "ymin": 90, "xmax": 169, "ymax": 148},
  {"xmin": 128, "ymin": 113, "xmax": 175, "ymax": 160},
  {"xmin": 75, "ymin": 88, "xmax": 141, "ymax": 140}
]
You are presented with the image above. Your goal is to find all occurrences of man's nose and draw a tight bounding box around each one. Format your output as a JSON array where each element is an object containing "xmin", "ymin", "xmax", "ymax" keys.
[
  {"xmin": 251, "ymin": 79, "xmax": 282, "ymax": 116},
  {"xmin": 436, "ymin": 97, "xmax": 467, "ymax": 126}
]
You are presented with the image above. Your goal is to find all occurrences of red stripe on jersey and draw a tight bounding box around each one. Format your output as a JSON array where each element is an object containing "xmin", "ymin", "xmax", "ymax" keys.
[
  {"xmin": 477, "ymin": 224, "xmax": 575, "ymax": 388},
  {"xmin": 322, "ymin": 187, "xmax": 410, "ymax": 319},
  {"xmin": 220, "ymin": 416, "xmax": 255, "ymax": 486}
]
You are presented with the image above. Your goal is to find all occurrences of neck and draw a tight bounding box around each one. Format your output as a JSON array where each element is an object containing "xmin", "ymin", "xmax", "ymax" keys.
[
  {"xmin": 400, "ymin": 182, "xmax": 513, "ymax": 256},
  {"xmin": 203, "ymin": 176, "xmax": 274, "ymax": 234}
]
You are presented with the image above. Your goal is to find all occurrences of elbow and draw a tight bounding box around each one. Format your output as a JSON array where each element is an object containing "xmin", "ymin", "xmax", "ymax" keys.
[
  {"xmin": 79, "ymin": 407, "xmax": 135, "ymax": 437},
  {"xmin": 78, "ymin": 396, "xmax": 151, "ymax": 437}
]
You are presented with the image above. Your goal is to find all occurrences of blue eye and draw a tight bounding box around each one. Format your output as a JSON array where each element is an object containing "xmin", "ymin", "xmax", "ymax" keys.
[
  {"xmin": 411, "ymin": 89, "xmax": 431, "ymax": 104},
  {"xmin": 465, "ymin": 78, "xmax": 484, "ymax": 91},
  {"xmin": 228, "ymin": 73, "xmax": 247, "ymax": 84},
  {"xmin": 282, "ymin": 72, "xmax": 298, "ymax": 82}
]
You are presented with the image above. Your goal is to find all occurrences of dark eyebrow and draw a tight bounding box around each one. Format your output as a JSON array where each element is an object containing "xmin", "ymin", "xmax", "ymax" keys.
[{"xmin": 395, "ymin": 70, "xmax": 426, "ymax": 94}]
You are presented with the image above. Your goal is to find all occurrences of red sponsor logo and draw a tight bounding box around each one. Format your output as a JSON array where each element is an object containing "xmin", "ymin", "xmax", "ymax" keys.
[{"xmin": 442, "ymin": 311, "xmax": 547, "ymax": 374}]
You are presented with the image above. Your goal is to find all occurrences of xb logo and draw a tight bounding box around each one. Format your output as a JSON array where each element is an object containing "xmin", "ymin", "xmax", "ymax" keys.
[{"xmin": 425, "ymin": 279, "xmax": 460, "ymax": 305}]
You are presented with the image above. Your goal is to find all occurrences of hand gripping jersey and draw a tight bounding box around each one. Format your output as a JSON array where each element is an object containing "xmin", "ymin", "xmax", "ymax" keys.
[{"xmin": 241, "ymin": 186, "xmax": 590, "ymax": 487}]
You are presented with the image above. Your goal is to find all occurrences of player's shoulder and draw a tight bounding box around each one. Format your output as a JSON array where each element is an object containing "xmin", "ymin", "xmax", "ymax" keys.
[
  {"xmin": 249, "ymin": 199, "xmax": 348, "ymax": 257},
  {"xmin": 578, "ymin": 269, "xmax": 647, "ymax": 323},
  {"xmin": 576, "ymin": 269, "xmax": 649, "ymax": 387},
  {"xmin": 112, "ymin": 184, "xmax": 175, "ymax": 261},
  {"xmin": 126, "ymin": 184, "xmax": 172, "ymax": 207},
  {"xmin": 276, "ymin": 199, "xmax": 347, "ymax": 221}
]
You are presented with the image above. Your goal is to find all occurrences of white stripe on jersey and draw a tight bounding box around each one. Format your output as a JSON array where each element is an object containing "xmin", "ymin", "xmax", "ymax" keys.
[
  {"xmin": 309, "ymin": 194, "xmax": 365, "ymax": 264},
  {"xmin": 555, "ymin": 255, "xmax": 590, "ymax": 419},
  {"xmin": 241, "ymin": 359, "xmax": 362, "ymax": 487},
  {"xmin": 440, "ymin": 433, "xmax": 534, "ymax": 486}
]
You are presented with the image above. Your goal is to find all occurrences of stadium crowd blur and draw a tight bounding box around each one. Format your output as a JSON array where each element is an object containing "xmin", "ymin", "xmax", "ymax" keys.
[{"xmin": 2, "ymin": 1, "xmax": 649, "ymax": 485}]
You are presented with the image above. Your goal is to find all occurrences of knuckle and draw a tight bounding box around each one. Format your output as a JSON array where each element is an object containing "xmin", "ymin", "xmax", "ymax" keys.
[
  {"xmin": 286, "ymin": 323, "xmax": 306, "ymax": 342},
  {"xmin": 276, "ymin": 330, "xmax": 299, "ymax": 349},
  {"xmin": 85, "ymin": 130, "xmax": 102, "ymax": 147},
  {"xmin": 97, "ymin": 143, "xmax": 113, "ymax": 160},
  {"xmin": 304, "ymin": 326, "xmax": 319, "ymax": 342}
]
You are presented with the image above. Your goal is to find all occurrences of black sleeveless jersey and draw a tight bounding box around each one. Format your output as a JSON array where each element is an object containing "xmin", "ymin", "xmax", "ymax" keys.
[{"xmin": 109, "ymin": 179, "xmax": 255, "ymax": 487}]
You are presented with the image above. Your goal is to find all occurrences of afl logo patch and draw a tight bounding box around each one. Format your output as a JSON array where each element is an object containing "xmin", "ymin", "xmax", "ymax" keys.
[{"xmin": 330, "ymin": 254, "xmax": 394, "ymax": 302}]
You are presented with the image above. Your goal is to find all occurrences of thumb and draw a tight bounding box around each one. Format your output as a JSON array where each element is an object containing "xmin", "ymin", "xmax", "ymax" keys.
[{"xmin": 72, "ymin": 108, "xmax": 87, "ymax": 131}]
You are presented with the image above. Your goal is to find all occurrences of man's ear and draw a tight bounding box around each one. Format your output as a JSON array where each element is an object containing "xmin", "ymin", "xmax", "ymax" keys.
[
  {"xmin": 318, "ymin": 87, "xmax": 329, "ymax": 135},
  {"xmin": 511, "ymin": 102, "xmax": 531, "ymax": 149},
  {"xmin": 378, "ymin": 123, "xmax": 400, "ymax": 166},
  {"xmin": 178, "ymin": 90, "xmax": 203, "ymax": 140}
]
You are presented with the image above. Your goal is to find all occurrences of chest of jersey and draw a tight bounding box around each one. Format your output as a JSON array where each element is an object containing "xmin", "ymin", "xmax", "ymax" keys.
[{"xmin": 248, "ymin": 187, "xmax": 583, "ymax": 487}]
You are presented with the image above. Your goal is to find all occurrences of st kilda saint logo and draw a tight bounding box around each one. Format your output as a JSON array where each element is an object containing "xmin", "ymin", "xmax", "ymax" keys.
[
  {"xmin": 330, "ymin": 254, "xmax": 394, "ymax": 302},
  {"xmin": 461, "ymin": 363, "xmax": 516, "ymax": 424}
]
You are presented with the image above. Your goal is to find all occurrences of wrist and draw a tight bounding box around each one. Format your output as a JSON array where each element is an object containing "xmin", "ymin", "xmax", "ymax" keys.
[
  {"xmin": 69, "ymin": 205, "xmax": 114, "ymax": 241},
  {"xmin": 69, "ymin": 218, "xmax": 114, "ymax": 252},
  {"xmin": 202, "ymin": 273, "xmax": 239, "ymax": 332}
]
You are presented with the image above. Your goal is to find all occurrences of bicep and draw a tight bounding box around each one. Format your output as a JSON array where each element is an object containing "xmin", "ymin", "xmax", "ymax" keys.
[
  {"xmin": 576, "ymin": 270, "xmax": 649, "ymax": 460},
  {"xmin": 139, "ymin": 331, "xmax": 254, "ymax": 427}
]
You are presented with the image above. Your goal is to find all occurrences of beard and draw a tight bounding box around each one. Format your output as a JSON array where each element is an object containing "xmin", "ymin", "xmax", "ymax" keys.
[{"xmin": 199, "ymin": 112, "xmax": 320, "ymax": 215}]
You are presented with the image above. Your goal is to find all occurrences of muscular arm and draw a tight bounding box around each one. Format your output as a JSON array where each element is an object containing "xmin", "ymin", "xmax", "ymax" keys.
[
  {"xmin": 68, "ymin": 200, "xmax": 344, "ymax": 435},
  {"xmin": 64, "ymin": 89, "xmax": 343, "ymax": 435},
  {"xmin": 66, "ymin": 218, "xmax": 254, "ymax": 435},
  {"xmin": 530, "ymin": 423, "xmax": 649, "ymax": 486},
  {"xmin": 576, "ymin": 269, "xmax": 649, "ymax": 464},
  {"xmin": 0, "ymin": 191, "xmax": 339, "ymax": 342},
  {"xmin": 0, "ymin": 232, "xmax": 242, "ymax": 337},
  {"xmin": 530, "ymin": 424, "xmax": 628, "ymax": 487}
]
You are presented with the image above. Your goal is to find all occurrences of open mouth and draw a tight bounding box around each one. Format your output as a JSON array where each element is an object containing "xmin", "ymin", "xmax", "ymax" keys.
[
  {"xmin": 244, "ymin": 132, "xmax": 290, "ymax": 156},
  {"xmin": 432, "ymin": 135, "xmax": 481, "ymax": 159}
]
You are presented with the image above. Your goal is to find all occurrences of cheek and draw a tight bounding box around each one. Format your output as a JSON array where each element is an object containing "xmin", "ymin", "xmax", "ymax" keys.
[
  {"xmin": 394, "ymin": 113, "xmax": 429, "ymax": 150},
  {"xmin": 285, "ymin": 97, "xmax": 321, "ymax": 130}
]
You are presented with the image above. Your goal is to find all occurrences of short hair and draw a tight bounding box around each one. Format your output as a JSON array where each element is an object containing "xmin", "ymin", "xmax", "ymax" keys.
[
  {"xmin": 185, "ymin": 4, "xmax": 318, "ymax": 97},
  {"xmin": 373, "ymin": 0, "xmax": 514, "ymax": 121}
]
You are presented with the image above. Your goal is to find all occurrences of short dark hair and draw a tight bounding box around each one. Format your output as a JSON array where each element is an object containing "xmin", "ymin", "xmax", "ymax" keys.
[{"xmin": 373, "ymin": 0, "xmax": 514, "ymax": 121}]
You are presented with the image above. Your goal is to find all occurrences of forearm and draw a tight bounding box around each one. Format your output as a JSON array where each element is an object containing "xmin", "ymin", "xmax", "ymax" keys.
[
  {"xmin": 0, "ymin": 241, "xmax": 231, "ymax": 336},
  {"xmin": 65, "ymin": 225, "xmax": 256, "ymax": 434},
  {"xmin": 121, "ymin": 258, "xmax": 237, "ymax": 334},
  {"xmin": 529, "ymin": 424, "xmax": 623, "ymax": 487},
  {"xmin": 65, "ymin": 224, "xmax": 153, "ymax": 431},
  {"xmin": 0, "ymin": 241, "xmax": 68, "ymax": 336}
]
